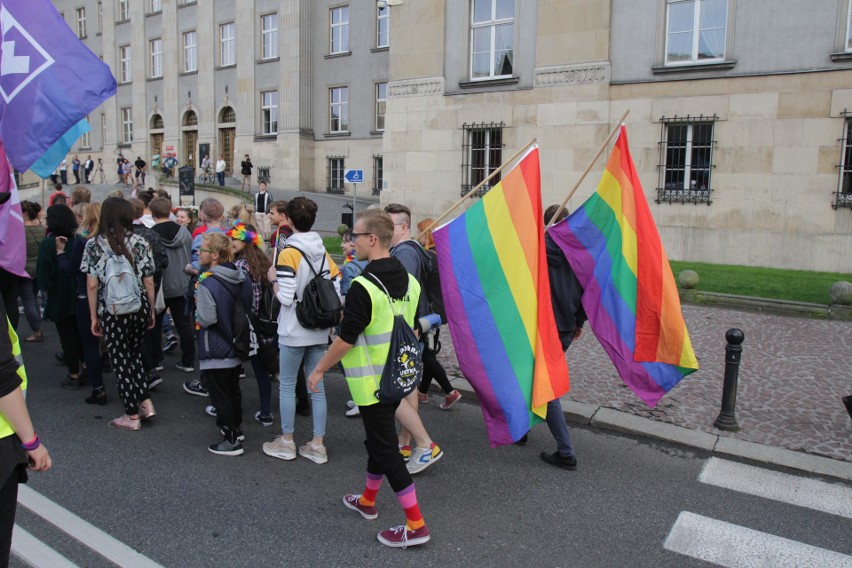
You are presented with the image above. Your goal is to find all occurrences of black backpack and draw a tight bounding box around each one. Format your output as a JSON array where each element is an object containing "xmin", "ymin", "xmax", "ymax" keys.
[
  {"xmin": 287, "ymin": 245, "xmax": 342, "ymax": 330},
  {"xmin": 365, "ymin": 273, "xmax": 422, "ymax": 403},
  {"xmin": 249, "ymin": 281, "xmax": 280, "ymax": 339},
  {"xmin": 213, "ymin": 276, "xmax": 251, "ymax": 361}
]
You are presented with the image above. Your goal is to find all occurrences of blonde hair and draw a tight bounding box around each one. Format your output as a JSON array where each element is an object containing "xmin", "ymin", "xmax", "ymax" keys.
[
  {"xmin": 77, "ymin": 201, "xmax": 101, "ymax": 237},
  {"xmin": 202, "ymin": 232, "xmax": 233, "ymax": 263}
]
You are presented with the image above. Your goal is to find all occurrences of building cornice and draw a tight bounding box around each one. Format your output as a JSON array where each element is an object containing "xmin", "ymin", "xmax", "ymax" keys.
[
  {"xmin": 388, "ymin": 77, "xmax": 445, "ymax": 98},
  {"xmin": 534, "ymin": 62, "xmax": 610, "ymax": 87}
]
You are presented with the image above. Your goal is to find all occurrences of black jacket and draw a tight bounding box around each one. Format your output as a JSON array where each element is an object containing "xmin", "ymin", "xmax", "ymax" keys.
[{"xmin": 546, "ymin": 233, "xmax": 586, "ymax": 350}]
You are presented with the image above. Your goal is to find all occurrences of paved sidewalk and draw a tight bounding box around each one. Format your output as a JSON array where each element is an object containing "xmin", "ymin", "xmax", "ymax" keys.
[{"xmin": 436, "ymin": 304, "xmax": 852, "ymax": 476}]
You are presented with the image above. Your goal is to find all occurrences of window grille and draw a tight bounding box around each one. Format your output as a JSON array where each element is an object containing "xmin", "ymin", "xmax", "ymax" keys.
[
  {"xmin": 183, "ymin": 111, "xmax": 198, "ymax": 127},
  {"xmin": 327, "ymin": 156, "xmax": 345, "ymax": 194},
  {"xmin": 373, "ymin": 155, "xmax": 383, "ymax": 196},
  {"xmin": 834, "ymin": 113, "xmax": 852, "ymax": 209},
  {"xmin": 150, "ymin": 114, "xmax": 164, "ymax": 130},
  {"xmin": 461, "ymin": 121, "xmax": 504, "ymax": 197},
  {"xmin": 220, "ymin": 107, "xmax": 236, "ymax": 124},
  {"xmin": 656, "ymin": 115, "xmax": 716, "ymax": 205}
]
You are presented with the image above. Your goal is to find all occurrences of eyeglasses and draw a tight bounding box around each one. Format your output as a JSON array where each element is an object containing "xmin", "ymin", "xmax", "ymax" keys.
[
  {"xmin": 393, "ymin": 223, "xmax": 406, "ymax": 227},
  {"xmin": 199, "ymin": 248, "xmax": 215, "ymax": 253},
  {"xmin": 350, "ymin": 232, "xmax": 372, "ymax": 239}
]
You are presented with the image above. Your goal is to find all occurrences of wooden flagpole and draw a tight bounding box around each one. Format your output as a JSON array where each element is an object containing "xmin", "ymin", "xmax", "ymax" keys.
[
  {"xmin": 545, "ymin": 109, "xmax": 630, "ymax": 228},
  {"xmin": 422, "ymin": 137, "xmax": 538, "ymax": 234}
]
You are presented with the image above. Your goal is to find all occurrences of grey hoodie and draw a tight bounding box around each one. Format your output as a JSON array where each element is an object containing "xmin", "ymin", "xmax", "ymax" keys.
[{"xmin": 152, "ymin": 221, "xmax": 192, "ymax": 298}]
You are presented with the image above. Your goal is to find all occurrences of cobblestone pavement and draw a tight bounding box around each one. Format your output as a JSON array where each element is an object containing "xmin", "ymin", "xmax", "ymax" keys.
[{"xmin": 438, "ymin": 304, "xmax": 852, "ymax": 463}]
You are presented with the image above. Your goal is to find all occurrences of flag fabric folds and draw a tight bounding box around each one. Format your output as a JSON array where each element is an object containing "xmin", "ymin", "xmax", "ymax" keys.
[
  {"xmin": 0, "ymin": 0, "xmax": 116, "ymax": 175},
  {"xmin": 433, "ymin": 147, "xmax": 570, "ymax": 447},
  {"xmin": 548, "ymin": 126, "xmax": 699, "ymax": 407},
  {"xmin": 0, "ymin": 139, "xmax": 27, "ymax": 278}
]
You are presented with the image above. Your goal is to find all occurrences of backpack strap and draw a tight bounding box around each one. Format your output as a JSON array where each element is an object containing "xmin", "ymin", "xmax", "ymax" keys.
[
  {"xmin": 366, "ymin": 273, "xmax": 407, "ymax": 318},
  {"xmin": 285, "ymin": 244, "xmax": 328, "ymax": 278}
]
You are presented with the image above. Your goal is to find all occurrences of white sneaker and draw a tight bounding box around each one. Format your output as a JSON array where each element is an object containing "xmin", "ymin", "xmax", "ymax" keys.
[
  {"xmin": 262, "ymin": 436, "xmax": 296, "ymax": 460},
  {"xmin": 345, "ymin": 405, "xmax": 360, "ymax": 417},
  {"xmin": 298, "ymin": 442, "xmax": 328, "ymax": 464},
  {"xmin": 406, "ymin": 443, "xmax": 443, "ymax": 474},
  {"xmin": 346, "ymin": 400, "xmax": 357, "ymax": 409}
]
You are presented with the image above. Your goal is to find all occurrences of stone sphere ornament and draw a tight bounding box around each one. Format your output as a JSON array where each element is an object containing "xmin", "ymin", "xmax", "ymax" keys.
[{"xmin": 678, "ymin": 269, "xmax": 700, "ymax": 290}]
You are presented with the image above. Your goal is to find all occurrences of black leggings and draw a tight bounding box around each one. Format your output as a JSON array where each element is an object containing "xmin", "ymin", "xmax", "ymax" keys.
[
  {"xmin": 361, "ymin": 401, "xmax": 412, "ymax": 492},
  {"xmin": 54, "ymin": 316, "xmax": 82, "ymax": 375},
  {"xmin": 102, "ymin": 307, "xmax": 150, "ymax": 415},
  {"xmin": 418, "ymin": 329, "xmax": 453, "ymax": 395}
]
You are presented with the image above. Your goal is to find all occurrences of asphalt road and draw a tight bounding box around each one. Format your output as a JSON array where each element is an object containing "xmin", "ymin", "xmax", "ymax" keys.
[{"xmin": 10, "ymin": 331, "xmax": 852, "ymax": 567}]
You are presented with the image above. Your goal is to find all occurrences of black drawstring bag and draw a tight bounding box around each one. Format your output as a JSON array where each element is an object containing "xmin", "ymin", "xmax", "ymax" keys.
[{"xmin": 364, "ymin": 273, "xmax": 422, "ymax": 403}]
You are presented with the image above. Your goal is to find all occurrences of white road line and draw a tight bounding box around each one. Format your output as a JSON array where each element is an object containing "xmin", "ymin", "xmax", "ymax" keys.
[
  {"xmin": 664, "ymin": 511, "xmax": 852, "ymax": 568},
  {"xmin": 17, "ymin": 485, "xmax": 165, "ymax": 568},
  {"xmin": 11, "ymin": 525, "xmax": 80, "ymax": 568},
  {"xmin": 699, "ymin": 457, "xmax": 852, "ymax": 520}
]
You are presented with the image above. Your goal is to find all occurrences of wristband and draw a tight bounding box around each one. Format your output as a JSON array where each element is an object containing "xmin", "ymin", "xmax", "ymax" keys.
[{"xmin": 21, "ymin": 434, "xmax": 40, "ymax": 452}]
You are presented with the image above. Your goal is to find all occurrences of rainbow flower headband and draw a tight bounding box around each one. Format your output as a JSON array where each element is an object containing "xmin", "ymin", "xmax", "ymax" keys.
[{"xmin": 226, "ymin": 221, "xmax": 263, "ymax": 247}]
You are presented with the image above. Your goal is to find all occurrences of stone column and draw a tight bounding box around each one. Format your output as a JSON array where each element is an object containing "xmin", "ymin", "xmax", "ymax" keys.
[{"xmin": 162, "ymin": 1, "xmax": 179, "ymax": 158}]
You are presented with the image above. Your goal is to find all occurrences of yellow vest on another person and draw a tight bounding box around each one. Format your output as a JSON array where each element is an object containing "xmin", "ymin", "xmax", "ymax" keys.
[{"xmin": 0, "ymin": 318, "xmax": 28, "ymax": 439}]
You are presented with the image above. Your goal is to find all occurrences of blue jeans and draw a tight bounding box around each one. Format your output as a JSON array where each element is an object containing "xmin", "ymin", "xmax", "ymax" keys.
[
  {"xmin": 19, "ymin": 278, "xmax": 41, "ymax": 334},
  {"xmin": 545, "ymin": 398, "xmax": 575, "ymax": 458},
  {"xmin": 279, "ymin": 344, "xmax": 326, "ymax": 437},
  {"xmin": 217, "ymin": 171, "xmax": 225, "ymax": 186}
]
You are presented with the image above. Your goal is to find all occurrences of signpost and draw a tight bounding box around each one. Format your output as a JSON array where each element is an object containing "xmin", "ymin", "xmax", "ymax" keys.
[{"xmin": 344, "ymin": 169, "xmax": 364, "ymax": 222}]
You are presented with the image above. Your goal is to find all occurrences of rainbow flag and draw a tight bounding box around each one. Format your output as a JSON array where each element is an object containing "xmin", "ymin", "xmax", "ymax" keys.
[
  {"xmin": 433, "ymin": 147, "xmax": 569, "ymax": 447},
  {"xmin": 548, "ymin": 126, "xmax": 698, "ymax": 406}
]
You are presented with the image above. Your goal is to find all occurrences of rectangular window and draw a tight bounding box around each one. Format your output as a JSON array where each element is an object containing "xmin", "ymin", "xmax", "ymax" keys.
[
  {"xmin": 150, "ymin": 0, "xmax": 161, "ymax": 12},
  {"xmin": 470, "ymin": 0, "xmax": 514, "ymax": 79},
  {"xmin": 461, "ymin": 122, "xmax": 503, "ymax": 196},
  {"xmin": 80, "ymin": 116, "xmax": 91, "ymax": 148},
  {"xmin": 835, "ymin": 119, "xmax": 852, "ymax": 208},
  {"xmin": 666, "ymin": 0, "xmax": 727, "ymax": 64},
  {"xmin": 117, "ymin": 0, "xmax": 129, "ymax": 21},
  {"xmin": 220, "ymin": 23, "xmax": 235, "ymax": 67},
  {"xmin": 97, "ymin": 2, "xmax": 102, "ymax": 33},
  {"xmin": 261, "ymin": 14, "xmax": 278, "ymax": 59},
  {"xmin": 75, "ymin": 7, "xmax": 86, "ymax": 38},
  {"xmin": 329, "ymin": 87, "xmax": 349, "ymax": 133},
  {"xmin": 377, "ymin": 4, "xmax": 389, "ymax": 48},
  {"xmin": 261, "ymin": 90, "xmax": 278, "ymax": 135},
  {"xmin": 847, "ymin": 3, "xmax": 852, "ymax": 52},
  {"xmin": 183, "ymin": 31, "xmax": 197, "ymax": 72},
  {"xmin": 150, "ymin": 39, "xmax": 162, "ymax": 78},
  {"xmin": 119, "ymin": 45, "xmax": 131, "ymax": 83},
  {"xmin": 327, "ymin": 157, "xmax": 345, "ymax": 193},
  {"xmin": 330, "ymin": 6, "xmax": 350, "ymax": 54},
  {"xmin": 375, "ymin": 82, "xmax": 387, "ymax": 132},
  {"xmin": 657, "ymin": 116, "xmax": 715, "ymax": 204},
  {"xmin": 372, "ymin": 155, "xmax": 383, "ymax": 196},
  {"xmin": 121, "ymin": 108, "xmax": 133, "ymax": 144}
]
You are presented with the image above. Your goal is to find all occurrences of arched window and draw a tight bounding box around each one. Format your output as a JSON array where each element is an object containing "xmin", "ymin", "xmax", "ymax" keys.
[
  {"xmin": 150, "ymin": 114, "xmax": 164, "ymax": 129},
  {"xmin": 220, "ymin": 107, "xmax": 236, "ymax": 124},
  {"xmin": 183, "ymin": 110, "xmax": 198, "ymax": 127}
]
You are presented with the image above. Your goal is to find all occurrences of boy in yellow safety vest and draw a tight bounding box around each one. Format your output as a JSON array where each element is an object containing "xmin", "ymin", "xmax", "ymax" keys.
[{"xmin": 307, "ymin": 209, "xmax": 432, "ymax": 549}]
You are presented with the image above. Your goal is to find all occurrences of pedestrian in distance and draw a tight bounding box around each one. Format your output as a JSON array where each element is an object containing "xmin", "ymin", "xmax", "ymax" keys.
[
  {"xmin": 240, "ymin": 154, "xmax": 253, "ymax": 192},
  {"xmin": 81, "ymin": 197, "xmax": 157, "ymax": 431},
  {"xmin": 72, "ymin": 155, "xmax": 81, "ymax": 184},
  {"xmin": 19, "ymin": 201, "xmax": 45, "ymax": 343},
  {"xmin": 253, "ymin": 181, "xmax": 272, "ymax": 239},
  {"xmin": 59, "ymin": 158, "xmax": 68, "ymax": 185},
  {"xmin": 215, "ymin": 154, "xmax": 227, "ymax": 187},
  {"xmin": 195, "ymin": 232, "xmax": 252, "ymax": 455},
  {"xmin": 307, "ymin": 208, "xmax": 431, "ymax": 549}
]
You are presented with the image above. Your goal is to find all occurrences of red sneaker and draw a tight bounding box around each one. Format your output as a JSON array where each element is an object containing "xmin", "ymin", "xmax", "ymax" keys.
[
  {"xmin": 343, "ymin": 494, "xmax": 378, "ymax": 520},
  {"xmin": 377, "ymin": 524, "xmax": 430, "ymax": 548},
  {"xmin": 440, "ymin": 390, "xmax": 462, "ymax": 410}
]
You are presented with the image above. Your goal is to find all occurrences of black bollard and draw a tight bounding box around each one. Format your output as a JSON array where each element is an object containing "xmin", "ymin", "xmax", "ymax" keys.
[{"xmin": 714, "ymin": 328, "xmax": 744, "ymax": 432}]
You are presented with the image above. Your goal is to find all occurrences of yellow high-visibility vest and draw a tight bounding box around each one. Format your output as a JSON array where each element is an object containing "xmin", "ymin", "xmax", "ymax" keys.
[
  {"xmin": 342, "ymin": 273, "xmax": 420, "ymax": 406},
  {"xmin": 0, "ymin": 317, "xmax": 28, "ymax": 439}
]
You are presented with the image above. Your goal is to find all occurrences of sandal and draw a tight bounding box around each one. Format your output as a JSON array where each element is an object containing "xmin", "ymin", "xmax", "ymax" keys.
[{"xmin": 24, "ymin": 331, "xmax": 43, "ymax": 343}]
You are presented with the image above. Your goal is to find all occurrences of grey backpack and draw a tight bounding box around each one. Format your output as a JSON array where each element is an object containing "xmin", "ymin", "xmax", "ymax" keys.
[{"xmin": 101, "ymin": 237, "xmax": 142, "ymax": 315}]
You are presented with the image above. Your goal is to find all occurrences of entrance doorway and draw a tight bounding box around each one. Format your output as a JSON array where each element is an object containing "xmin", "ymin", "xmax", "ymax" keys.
[{"xmin": 219, "ymin": 128, "xmax": 235, "ymax": 173}]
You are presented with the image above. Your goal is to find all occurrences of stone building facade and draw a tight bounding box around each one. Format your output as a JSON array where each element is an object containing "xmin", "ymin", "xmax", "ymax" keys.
[{"xmin": 50, "ymin": 0, "xmax": 852, "ymax": 271}]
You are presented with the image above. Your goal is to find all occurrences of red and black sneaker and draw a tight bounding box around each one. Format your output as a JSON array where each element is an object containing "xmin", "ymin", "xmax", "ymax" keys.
[
  {"xmin": 377, "ymin": 525, "xmax": 430, "ymax": 548},
  {"xmin": 342, "ymin": 494, "xmax": 378, "ymax": 520}
]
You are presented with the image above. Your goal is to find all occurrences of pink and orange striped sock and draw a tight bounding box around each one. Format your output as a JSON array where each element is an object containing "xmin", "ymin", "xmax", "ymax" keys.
[
  {"xmin": 358, "ymin": 473, "xmax": 383, "ymax": 507},
  {"xmin": 395, "ymin": 484, "xmax": 425, "ymax": 530}
]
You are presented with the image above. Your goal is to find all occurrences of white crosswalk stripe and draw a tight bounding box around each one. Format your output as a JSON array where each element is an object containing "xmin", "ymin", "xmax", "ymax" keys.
[
  {"xmin": 11, "ymin": 525, "xmax": 80, "ymax": 568},
  {"xmin": 699, "ymin": 457, "xmax": 852, "ymax": 520},
  {"xmin": 664, "ymin": 512, "xmax": 852, "ymax": 568},
  {"xmin": 13, "ymin": 485, "xmax": 165, "ymax": 568},
  {"xmin": 664, "ymin": 458, "xmax": 852, "ymax": 567}
]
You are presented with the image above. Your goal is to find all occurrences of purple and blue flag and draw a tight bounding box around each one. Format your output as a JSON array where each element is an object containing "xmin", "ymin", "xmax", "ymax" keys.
[{"xmin": 0, "ymin": 0, "xmax": 115, "ymax": 177}]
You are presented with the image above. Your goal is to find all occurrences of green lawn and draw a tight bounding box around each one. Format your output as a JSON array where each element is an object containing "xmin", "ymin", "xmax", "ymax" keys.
[
  {"xmin": 669, "ymin": 260, "xmax": 852, "ymax": 304},
  {"xmin": 323, "ymin": 235, "xmax": 343, "ymax": 255}
]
